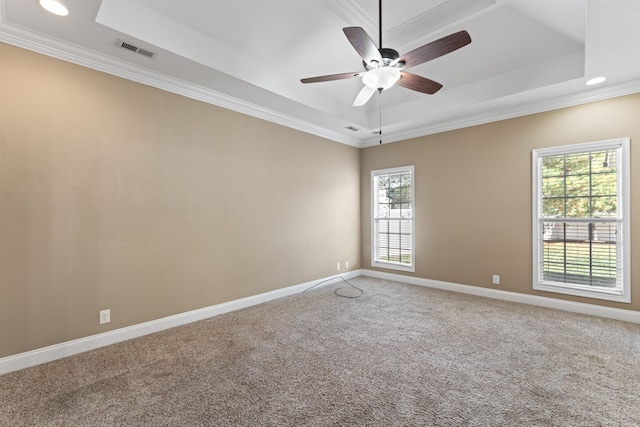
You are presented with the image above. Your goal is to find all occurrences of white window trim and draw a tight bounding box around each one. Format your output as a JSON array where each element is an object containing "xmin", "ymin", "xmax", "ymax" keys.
[
  {"xmin": 371, "ymin": 166, "xmax": 415, "ymax": 272},
  {"xmin": 532, "ymin": 138, "xmax": 630, "ymax": 303}
]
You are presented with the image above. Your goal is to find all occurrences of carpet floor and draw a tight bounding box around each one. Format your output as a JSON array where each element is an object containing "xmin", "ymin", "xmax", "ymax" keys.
[{"xmin": 2, "ymin": 276, "xmax": 640, "ymax": 426}]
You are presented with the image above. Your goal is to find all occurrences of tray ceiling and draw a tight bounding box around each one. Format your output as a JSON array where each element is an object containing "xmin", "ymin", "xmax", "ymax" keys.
[{"xmin": 1, "ymin": 0, "xmax": 640, "ymax": 147}]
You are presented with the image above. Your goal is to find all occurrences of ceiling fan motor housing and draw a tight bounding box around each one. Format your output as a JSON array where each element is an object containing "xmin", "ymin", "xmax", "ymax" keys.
[
  {"xmin": 364, "ymin": 48, "xmax": 402, "ymax": 70},
  {"xmin": 380, "ymin": 48, "xmax": 399, "ymax": 63}
]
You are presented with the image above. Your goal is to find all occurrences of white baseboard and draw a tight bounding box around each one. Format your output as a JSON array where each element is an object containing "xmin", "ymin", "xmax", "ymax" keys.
[
  {"xmin": 5, "ymin": 268, "xmax": 635, "ymax": 376},
  {"xmin": 0, "ymin": 270, "xmax": 362, "ymax": 375},
  {"xmin": 363, "ymin": 269, "xmax": 640, "ymax": 324}
]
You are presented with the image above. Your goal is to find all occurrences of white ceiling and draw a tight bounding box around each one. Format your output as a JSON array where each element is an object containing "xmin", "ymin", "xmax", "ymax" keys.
[{"xmin": 1, "ymin": 0, "xmax": 640, "ymax": 147}]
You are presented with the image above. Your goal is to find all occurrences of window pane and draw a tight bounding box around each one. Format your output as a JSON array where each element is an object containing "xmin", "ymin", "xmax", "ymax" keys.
[
  {"xmin": 542, "ymin": 197, "xmax": 564, "ymax": 217},
  {"xmin": 401, "ymin": 173, "xmax": 410, "ymax": 185},
  {"xmin": 565, "ymin": 197, "xmax": 590, "ymax": 217},
  {"xmin": 389, "ymin": 174, "xmax": 402, "ymax": 189},
  {"xmin": 541, "ymin": 221, "xmax": 618, "ymax": 288},
  {"xmin": 592, "ymin": 150, "xmax": 617, "ymax": 172},
  {"xmin": 400, "ymin": 203, "xmax": 412, "ymax": 218},
  {"xmin": 542, "ymin": 155, "xmax": 564, "ymax": 177},
  {"xmin": 375, "ymin": 185, "xmax": 390, "ymax": 217},
  {"xmin": 375, "ymin": 219, "xmax": 412, "ymax": 265},
  {"xmin": 542, "ymin": 176, "xmax": 564, "ymax": 198},
  {"xmin": 534, "ymin": 139, "xmax": 628, "ymax": 302},
  {"xmin": 592, "ymin": 196, "xmax": 616, "ymax": 217},
  {"xmin": 541, "ymin": 151, "xmax": 618, "ymax": 219},
  {"xmin": 591, "ymin": 172, "xmax": 616, "ymax": 197},
  {"xmin": 565, "ymin": 153, "xmax": 590, "ymax": 175},
  {"xmin": 372, "ymin": 167, "xmax": 414, "ymax": 271},
  {"xmin": 565, "ymin": 174, "xmax": 589, "ymax": 197}
]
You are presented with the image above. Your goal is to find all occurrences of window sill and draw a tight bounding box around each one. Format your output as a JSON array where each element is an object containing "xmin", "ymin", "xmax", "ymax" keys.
[
  {"xmin": 534, "ymin": 281, "xmax": 630, "ymax": 303},
  {"xmin": 372, "ymin": 261, "xmax": 415, "ymax": 273}
]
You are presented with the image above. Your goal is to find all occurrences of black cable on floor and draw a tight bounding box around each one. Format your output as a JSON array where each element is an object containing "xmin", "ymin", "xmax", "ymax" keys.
[{"xmin": 303, "ymin": 275, "xmax": 363, "ymax": 298}]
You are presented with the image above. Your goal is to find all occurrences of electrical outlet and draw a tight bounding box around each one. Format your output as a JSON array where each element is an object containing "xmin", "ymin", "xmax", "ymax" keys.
[
  {"xmin": 99, "ymin": 309, "xmax": 111, "ymax": 324},
  {"xmin": 345, "ymin": 261, "xmax": 349, "ymax": 269},
  {"xmin": 492, "ymin": 275, "xmax": 500, "ymax": 285},
  {"xmin": 336, "ymin": 262, "xmax": 341, "ymax": 271}
]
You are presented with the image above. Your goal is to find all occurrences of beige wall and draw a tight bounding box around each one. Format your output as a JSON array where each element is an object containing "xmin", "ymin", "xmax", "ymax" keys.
[
  {"xmin": 361, "ymin": 93, "xmax": 640, "ymax": 311},
  {"xmin": 0, "ymin": 43, "xmax": 360, "ymax": 358},
  {"xmin": 3, "ymin": 39, "xmax": 639, "ymax": 360}
]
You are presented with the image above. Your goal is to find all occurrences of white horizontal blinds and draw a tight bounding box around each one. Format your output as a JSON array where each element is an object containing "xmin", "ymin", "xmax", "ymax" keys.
[
  {"xmin": 375, "ymin": 219, "xmax": 413, "ymax": 264},
  {"xmin": 374, "ymin": 169, "xmax": 413, "ymax": 267},
  {"xmin": 540, "ymin": 221, "xmax": 620, "ymax": 287},
  {"xmin": 539, "ymin": 148, "xmax": 622, "ymax": 290}
]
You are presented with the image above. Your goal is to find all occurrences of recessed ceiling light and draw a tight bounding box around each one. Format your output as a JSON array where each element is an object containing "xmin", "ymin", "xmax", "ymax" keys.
[
  {"xmin": 586, "ymin": 76, "xmax": 606, "ymax": 86},
  {"xmin": 38, "ymin": 0, "xmax": 69, "ymax": 16}
]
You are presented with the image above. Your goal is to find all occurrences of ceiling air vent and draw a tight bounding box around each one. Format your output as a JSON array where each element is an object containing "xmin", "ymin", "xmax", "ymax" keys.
[
  {"xmin": 116, "ymin": 40, "xmax": 157, "ymax": 59},
  {"xmin": 345, "ymin": 126, "xmax": 359, "ymax": 132}
]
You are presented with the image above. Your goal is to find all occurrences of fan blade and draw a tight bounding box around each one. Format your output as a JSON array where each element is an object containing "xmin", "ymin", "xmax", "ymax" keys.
[
  {"xmin": 301, "ymin": 72, "xmax": 362, "ymax": 84},
  {"xmin": 397, "ymin": 30, "xmax": 471, "ymax": 69},
  {"xmin": 397, "ymin": 72, "xmax": 443, "ymax": 94},
  {"xmin": 343, "ymin": 27, "xmax": 383, "ymax": 66},
  {"xmin": 352, "ymin": 85, "xmax": 376, "ymax": 107}
]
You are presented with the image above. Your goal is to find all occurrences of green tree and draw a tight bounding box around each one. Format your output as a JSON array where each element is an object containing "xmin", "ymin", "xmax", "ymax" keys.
[{"xmin": 541, "ymin": 150, "xmax": 617, "ymax": 218}]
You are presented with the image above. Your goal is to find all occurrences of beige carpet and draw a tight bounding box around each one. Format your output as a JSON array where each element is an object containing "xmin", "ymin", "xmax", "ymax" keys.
[{"xmin": 2, "ymin": 277, "xmax": 640, "ymax": 426}]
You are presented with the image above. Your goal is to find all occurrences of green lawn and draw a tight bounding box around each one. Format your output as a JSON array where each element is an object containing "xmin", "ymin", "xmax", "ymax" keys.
[{"xmin": 542, "ymin": 241, "xmax": 617, "ymax": 287}]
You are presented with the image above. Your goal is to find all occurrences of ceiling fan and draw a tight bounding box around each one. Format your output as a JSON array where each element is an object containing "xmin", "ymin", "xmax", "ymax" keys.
[{"xmin": 301, "ymin": 0, "xmax": 472, "ymax": 107}]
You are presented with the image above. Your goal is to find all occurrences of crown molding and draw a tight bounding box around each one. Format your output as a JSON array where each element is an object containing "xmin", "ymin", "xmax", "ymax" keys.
[
  {"xmin": 323, "ymin": 0, "xmax": 377, "ymax": 37},
  {"xmin": 361, "ymin": 79, "xmax": 640, "ymax": 147},
  {"xmin": 3, "ymin": 3, "xmax": 639, "ymax": 150},
  {"xmin": 0, "ymin": 19, "xmax": 362, "ymax": 148},
  {"xmin": 389, "ymin": 0, "xmax": 496, "ymax": 50},
  {"xmin": 322, "ymin": 0, "xmax": 497, "ymax": 53}
]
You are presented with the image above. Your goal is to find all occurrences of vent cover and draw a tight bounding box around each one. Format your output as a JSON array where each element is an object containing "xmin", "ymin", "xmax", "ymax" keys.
[
  {"xmin": 116, "ymin": 40, "xmax": 156, "ymax": 59},
  {"xmin": 345, "ymin": 126, "xmax": 359, "ymax": 132}
]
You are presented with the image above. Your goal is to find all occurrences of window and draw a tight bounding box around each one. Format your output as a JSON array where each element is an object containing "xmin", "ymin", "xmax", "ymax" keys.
[
  {"xmin": 532, "ymin": 138, "xmax": 630, "ymax": 302},
  {"xmin": 372, "ymin": 166, "xmax": 415, "ymax": 272}
]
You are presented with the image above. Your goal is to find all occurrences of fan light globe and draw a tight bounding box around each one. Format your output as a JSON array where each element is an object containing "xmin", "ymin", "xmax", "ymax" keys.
[{"xmin": 362, "ymin": 67, "xmax": 401, "ymax": 91}]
